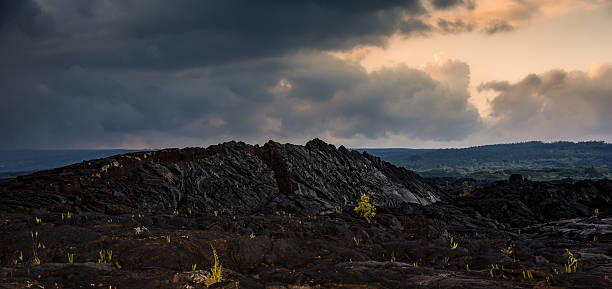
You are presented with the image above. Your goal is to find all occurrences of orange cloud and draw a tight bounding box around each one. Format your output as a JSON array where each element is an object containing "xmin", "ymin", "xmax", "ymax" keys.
[{"xmin": 422, "ymin": 0, "xmax": 611, "ymax": 34}]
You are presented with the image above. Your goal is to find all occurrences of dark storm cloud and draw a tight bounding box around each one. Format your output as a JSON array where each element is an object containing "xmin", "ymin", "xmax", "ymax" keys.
[
  {"xmin": 399, "ymin": 18, "xmax": 433, "ymax": 35},
  {"xmin": 0, "ymin": 0, "xmax": 485, "ymax": 148},
  {"xmin": 0, "ymin": 52, "xmax": 482, "ymax": 148},
  {"xmin": 431, "ymin": 0, "xmax": 475, "ymax": 10},
  {"xmin": 0, "ymin": 0, "xmax": 53, "ymax": 36},
  {"xmin": 1, "ymin": 0, "xmax": 428, "ymax": 70},
  {"xmin": 481, "ymin": 64, "xmax": 612, "ymax": 140}
]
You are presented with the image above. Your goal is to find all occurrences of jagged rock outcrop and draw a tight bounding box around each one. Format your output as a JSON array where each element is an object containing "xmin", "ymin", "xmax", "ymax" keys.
[{"xmin": 0, "ymin": 139, "xmax": 439, "ymax": 216}]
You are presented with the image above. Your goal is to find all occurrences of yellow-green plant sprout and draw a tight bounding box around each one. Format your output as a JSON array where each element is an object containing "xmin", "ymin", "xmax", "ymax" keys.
[
  {"xmin": 31, "ymin": 231, "xmax": 41, "ymax": 265},
  {"xmin": 249, "ymin": 233, "xmax": 255, "ymax": 239},
  {"xmin": 343, "ymin": 195, "xmax": 348, "ymax": 206},
  {"xmin": 214, "ymin": 210, "xmax": 219, "ymax": 217},
  {"xmin": 114, "ymin": 261, "xmax": 122, "ymax": 269},
  {"xmin": 449, "ymin": 237, "xmax": 458, "ymax": 249},
  {"xmin": 173, "ymin": 209, "xmax": 179, "ymax": 216},
  {"xmin": 98, "ymin": 249, "xmax": 113, "ymax": 264},
  {"xmin": 444, "ymin": 256, "xmax": 450, "ymax": 264},
  {"xmin": 67, "ymin": 211, "xmax": 71, "ymax": 219},
  {"xmin": 192, "ymin": 264, "xmax": 197, "ymax": 271},
  {"xmin": 35, "ymin": 217, "xmax": 42, "ymax": 224},
  {"xmin": 353, "ymin": 237, "xmax": 360, "ymax": 247},
  {"xmin": 594, "ymin": 208, "xmax": 599, "ymax": 217},
  {"xmin": 162, "ymin": 172, "xmax": 174, "ymax": 184},
  {"xmin": 390, "ymin": 251, "xmax": 396, "ymax": 262},
  {"xmin": 205, "ymin": 245, "xmax": 223, "ymax": 287},
  {"xmin": 354, "ymin": 194, "xmax": 376, "ymax": 223},
  {"xmin": 67, "ymin": 252, "xmax": 74, "ymax": 263},
  {"xmin": 565, "ymin": 249, "xmax": 578, "ymax": 273},
  {"xmin": 500, "ymin": 245, "xmax": 513, "ymax": 256},
  {"xmin": 466, "ymin": 264, "xmax": 470, "ymax": 272},
  {"xmin": 166, "ymin": 236, "xmax": 171, "ymax": 243}
]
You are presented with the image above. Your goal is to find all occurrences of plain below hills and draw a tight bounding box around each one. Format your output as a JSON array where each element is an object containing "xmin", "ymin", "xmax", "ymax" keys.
[{"xmin": 359, "ymin": 141, "xmax": 612, "ymax": 181}]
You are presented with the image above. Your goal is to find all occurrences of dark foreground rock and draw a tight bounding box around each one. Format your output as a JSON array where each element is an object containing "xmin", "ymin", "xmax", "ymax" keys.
[{"xmin": 0, "ymin": 139, "xmax": 610, "ymax": 289}]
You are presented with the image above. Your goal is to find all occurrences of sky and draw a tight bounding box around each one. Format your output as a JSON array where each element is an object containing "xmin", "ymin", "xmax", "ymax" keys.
[{"xmin": 1, "ymin": 0, "xmax": 611, "ymax": 149}]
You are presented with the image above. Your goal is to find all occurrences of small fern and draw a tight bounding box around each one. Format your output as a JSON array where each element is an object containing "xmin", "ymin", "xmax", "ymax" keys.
[{"xmin": 205, "ymin": 245, "xmax": 223, "ymax": 287}]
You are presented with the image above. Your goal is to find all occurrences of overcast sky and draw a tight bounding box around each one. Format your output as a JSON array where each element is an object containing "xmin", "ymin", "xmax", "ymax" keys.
[{"xmin": 1, "ymin": 0, "xmax": 611, "ymax": 149}]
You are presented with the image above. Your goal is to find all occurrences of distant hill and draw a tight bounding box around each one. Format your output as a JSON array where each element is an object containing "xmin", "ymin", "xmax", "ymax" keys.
[
  {"xmin": 0, "ymin": 149, "xmax": 146, "ymax": 178},
  {"xmin": 359, "ymin": 141, "xmax": 612, "ymax": 180}
]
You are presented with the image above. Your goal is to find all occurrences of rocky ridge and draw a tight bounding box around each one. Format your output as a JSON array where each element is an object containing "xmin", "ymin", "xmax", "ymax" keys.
[{"xmin": 0, "ymin": 139, "xmax": 439, "ymax": 216}]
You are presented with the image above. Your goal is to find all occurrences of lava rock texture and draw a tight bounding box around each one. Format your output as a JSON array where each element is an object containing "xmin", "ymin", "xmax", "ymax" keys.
[{"xmin": 0, "ymin": 139, "xmax": 610, "ymax": 288}]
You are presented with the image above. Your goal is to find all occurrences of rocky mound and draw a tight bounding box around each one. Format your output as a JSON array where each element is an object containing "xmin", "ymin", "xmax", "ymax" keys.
[
  {"xmin": 456, "ymin": 178, "xmax": 612, "ymax": 227},
  {"xmin": 0, "ymin": 139, "xmax": 439, "ymax": 216},
  {"xmin": 0, "ymin": 140, "xmax": 610, "ymax": 289}
]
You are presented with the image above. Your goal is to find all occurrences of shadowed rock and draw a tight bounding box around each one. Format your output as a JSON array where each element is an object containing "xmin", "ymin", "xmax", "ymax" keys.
[{"xmin": 0, "ymin": 139, "xmax": 610, "ymax": 289}]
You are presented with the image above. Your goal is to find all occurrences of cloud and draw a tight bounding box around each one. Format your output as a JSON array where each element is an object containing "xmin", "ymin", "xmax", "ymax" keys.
[
  {"xmin": 0, "ymin": 0, "xmax": 431, "ymax": 71},
  {"xmin": 1, "ymin": 0, "xmax": 610, "ymax": 149},
  {"xmin": 437, "ymin": 18, "xmax": 474, "ymax": 33},
  {"xmin": 0, "ymin": 0, "xmax": 53, "ymax": 36},
  {"xmin": 0, "ymin": 51, "xmax": 482, "ymax": 148},
  {"xmin": 431, "ymin": 0, "xmax": 476, "ymax": 10},
  {"xmin": 480, "ymin": 63, "xmax": 612, "ymax": 141},
  {"xmin": 425, "ymin": 0, "xmax": 611, "ymax": 35},
  {"xmin": 482, "ymin": 19, "xmax": 514, "ymax": 34},
  {"xmin": 0, "ymin": 0, "xmax": 489, "ymax": 149}
]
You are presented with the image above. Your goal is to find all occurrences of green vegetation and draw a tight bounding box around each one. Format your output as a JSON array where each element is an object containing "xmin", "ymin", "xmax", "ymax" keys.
[
  {"xmin": 206, "ymin": 246, "xmax": 223, "ymax": 287},
  {"xmin": 360, "ymin": 141, "xmax": 612, "ymax": 181},
  {"xmin": 97, "ymin": 249, "xmax": 113, "ymax": 264},
  {"xmin": 449, "ymin": 236, "xmax": 458, "ymax": 249},
  {"xmin": 565, "ymin": 249, "xmax": 578, "ymax": 273},
  {"xmin": 354, "ymin": 194, "xmax": 376, "ymax": 223},
  {"xmin": 31, "ymin": 232, "xmax": 41, "ymax": 265}
]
